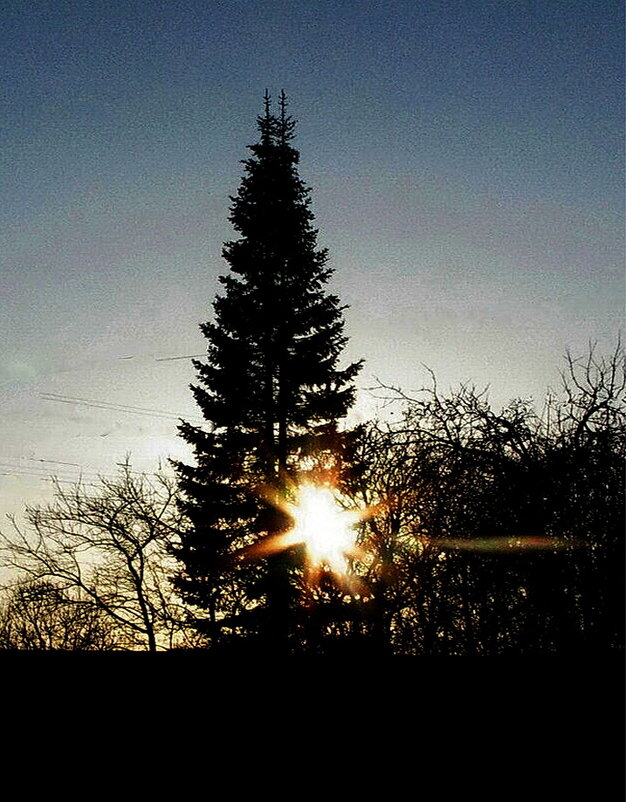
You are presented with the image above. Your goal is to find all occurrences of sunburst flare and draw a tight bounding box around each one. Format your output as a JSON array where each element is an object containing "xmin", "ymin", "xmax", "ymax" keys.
[{"xmin": 235, "ymin": 481, "xmax": 367, "ymax": 590}]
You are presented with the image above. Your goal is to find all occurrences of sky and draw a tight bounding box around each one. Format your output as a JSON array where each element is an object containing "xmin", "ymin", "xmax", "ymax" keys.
[{"xmin": 1, "ymin": 0, "xmax": 623, "ymax": 520}]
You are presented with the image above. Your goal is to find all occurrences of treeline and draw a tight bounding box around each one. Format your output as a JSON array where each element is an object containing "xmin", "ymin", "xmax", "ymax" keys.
[
  {"xmin": 1, "ymin": 343, "xmax": 623, "ymax": 655},
  {"xmin": 347, "ymin": 343, "xmax": 624, "ymax": 655}
]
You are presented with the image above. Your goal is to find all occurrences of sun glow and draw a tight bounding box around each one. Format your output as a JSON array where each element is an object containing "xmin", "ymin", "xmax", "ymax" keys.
[
  {"xmin": 286, "ymin": 484, "xmax": 361, "ymax": 578},
  {"xmin": 237, "ymin": 481, "xmax": 365, "ymax": 589}
]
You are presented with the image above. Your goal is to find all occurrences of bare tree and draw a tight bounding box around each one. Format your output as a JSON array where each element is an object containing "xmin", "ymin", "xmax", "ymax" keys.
[
  {"xmin": 0, "ymin": 580, "xmax": 121, "ymax": 651},
  {"xmin": 0, "ymin": 461, "xmax": 201, "ymax": 651},
  {"xmin": 349, "ymin": 341, "xmax": 625, "ymax": 654}
]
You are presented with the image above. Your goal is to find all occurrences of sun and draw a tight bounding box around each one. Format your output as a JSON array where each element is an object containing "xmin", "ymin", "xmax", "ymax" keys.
[
  {"xmin": 285, "ymin": 484, "xmax": 361, "ymax": 578},
  {"xmin": 237, "ymin": 481, "xmax": 365, "ymax": 589}
]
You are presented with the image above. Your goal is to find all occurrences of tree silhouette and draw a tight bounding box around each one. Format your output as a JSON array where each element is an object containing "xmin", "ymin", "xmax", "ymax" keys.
[
  {"xmin": 349, "ymin": 342, "xmax": 625, "ymax": 654},
  {"xmin": 0, "ymin": 462, "xmax": 191, "ymax": 651},
  {"xmin": 0, "ymin": 580, "xmax": 120, "ymax": 651},
  {"xmin": 174, "ymin": 92, "xmax": 362, "ymax": 652}
]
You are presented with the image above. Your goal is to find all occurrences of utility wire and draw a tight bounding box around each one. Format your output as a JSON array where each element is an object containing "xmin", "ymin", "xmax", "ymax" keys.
[
  {"xmin": 0, "ymin": 464, "xmax": 157, "ymax": 487},
  {"xmin": 155, "ymin": 353, "xmax": 206, "ymax": 361},
  {"xmin": 29, "ymin": 458, "xmax": 81, "ymax": 467},
  {"xmin": 0, "ymin": 461, "xmax": 113, "ymax": 481},
  {"xmin": 41, "ymin": 392, "xmax": 185, "ymax": 418},
  {"xmin": 1, "ymin": 456, "xmax": 172, "ymax": 482},
  {"xmin": 114, "ymin": 352, "xmax": 206, "ymax": 362},
  {"xmin": 1, "ymin": 458, "xmax": 164, "ymax": 478},
  {"xmin": 40, "ymin": 392, "xmax": 205, "ymax": 423},
  {"xmin": 0, "ymin": 470, "xmax": 100, "ymax": 487}
]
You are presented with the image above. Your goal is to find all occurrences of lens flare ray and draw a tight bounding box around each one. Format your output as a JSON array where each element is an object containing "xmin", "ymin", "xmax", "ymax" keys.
[
  {"xmin": 235, "ymin": 482, "xmax": 367, "ymax": 591},
  {"xmin": 419, "ymin": 535, "xmax": 584, "ymax": 553}
]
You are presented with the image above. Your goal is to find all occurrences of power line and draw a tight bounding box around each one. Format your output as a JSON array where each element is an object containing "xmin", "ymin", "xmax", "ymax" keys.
[
  {"xmin": 41, "ymin": 392, "xmax": 185, "ymax": 418},
  {"xmin": 0, "ymin": 461, "xmax": 111, "ymax": 481},
  {"xmin": 0, "ymin": 461, "xmax": 160, "ymax": 486},
  {"xmin": 112, "ymin": 352, "xmax": 205, "ymax": 362},
  {"xmin": 29, "ymin": 458, "xmax": 81, "ymax": 467},
  {"xmin": 40, "ymin": 392, "xmax": 205, "ymax": 423},
  {"xmin": 155, "ymin": 353, "xmax": 206, "ymax": 362},
  {"xmin": 2, "ymin": 454, "xmax": 178, "ymax": 482}
]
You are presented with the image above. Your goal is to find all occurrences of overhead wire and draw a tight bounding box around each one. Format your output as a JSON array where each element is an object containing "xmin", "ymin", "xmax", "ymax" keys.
[
  {"xmin": 155, "ymin": 353, "xmax": 207, "ymax": 361},
  {"xmin": 0, "ymin": 461, "xmax": 117, "ymax": 482},
  {"xmin": 39, "ymin": 392, "xmax": 205, "ymax": 424},
  {"xmin": 3, "ymin": 355, "xmax": 207, "ymax": 502},
  {"xmin": 29, "ymin": 457, "xmax": 81, "ymax": 467},
  {"xmin": 0, "ymin": 459, "xmax": 164, "ymax": 487}
]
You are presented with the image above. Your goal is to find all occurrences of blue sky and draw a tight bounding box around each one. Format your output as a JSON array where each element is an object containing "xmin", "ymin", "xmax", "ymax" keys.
[{"xmin": 1, "ymin": 0, "xmax": 623, "ymax": 518}]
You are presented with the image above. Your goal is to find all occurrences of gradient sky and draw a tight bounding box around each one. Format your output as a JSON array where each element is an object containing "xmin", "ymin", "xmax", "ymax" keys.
[{"xmin": 1, "ymin": 0, "xmax": 623, "ymax": 519}]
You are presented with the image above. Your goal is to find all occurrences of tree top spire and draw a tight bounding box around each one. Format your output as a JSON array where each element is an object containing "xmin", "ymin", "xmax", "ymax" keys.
[
  {"xmin": 277, "ymin": 89, "xmax": 295, "ymax": 143},
  {"xmin": 255, "ymin": 90, "xmax": 296, "ymax": 144}
]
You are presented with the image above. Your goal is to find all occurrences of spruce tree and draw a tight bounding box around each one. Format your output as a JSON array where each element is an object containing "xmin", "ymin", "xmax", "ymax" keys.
[{"xmin": 174, "ymin": 92, "xmax": 362, "ymax": 650}]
